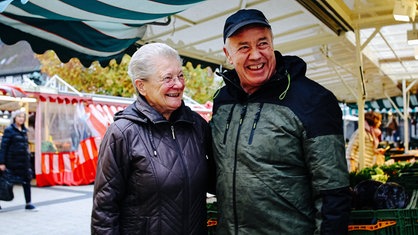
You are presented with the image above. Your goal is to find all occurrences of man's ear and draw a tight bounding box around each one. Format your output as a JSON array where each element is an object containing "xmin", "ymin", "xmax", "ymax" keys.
[
  {"xmin": 135, "ymin": 79, "xmax": 146, "ymax": 96},
  {"xmin": 223, "ymin": 47, "xmax": 233, "ymax": 64}
]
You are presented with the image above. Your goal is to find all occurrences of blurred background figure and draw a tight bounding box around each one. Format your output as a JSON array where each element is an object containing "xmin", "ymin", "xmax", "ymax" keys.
[
  {"xmin": 346, "ymin": 111, "xmax": 386, "ymax": 172},
  {"xmin": 0, "ymin": 110, "xmax": 37, "ymax": 211}
]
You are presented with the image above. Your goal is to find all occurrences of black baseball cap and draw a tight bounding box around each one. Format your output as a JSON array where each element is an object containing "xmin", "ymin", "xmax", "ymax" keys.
[{"xmin": 223, "ymin": 9, "xmax": 271, "ymax": 42}]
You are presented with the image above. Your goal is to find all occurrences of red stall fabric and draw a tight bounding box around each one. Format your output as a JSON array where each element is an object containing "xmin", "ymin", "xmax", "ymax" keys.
[
  {"xmin": 36, "ymin": 137, "xmax": 98, "ymax": 186},
  {"xmin": 86, "ymin": 104, "xmax": 124, "ymax": 139}
]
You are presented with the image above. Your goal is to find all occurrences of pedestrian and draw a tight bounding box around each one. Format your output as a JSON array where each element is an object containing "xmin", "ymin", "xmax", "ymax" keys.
[
  {"xmin": 0, "ymin": 109, "xmax": 37, "ymax": 211},
  {"xmin": 346, "ymin": 111, "xmax": 385, "ymax": 172},
  {"xmin": 91, "ymin": 43, "xmax": 212, "ymax": 234},
  {"xmin": 210, "ymin": 9, "xmax": 351, "ymax": 234}
]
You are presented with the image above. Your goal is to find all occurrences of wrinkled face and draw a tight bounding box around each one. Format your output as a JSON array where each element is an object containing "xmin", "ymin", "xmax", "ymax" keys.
[
  {"xmin": 224, "ymin": 25, "xmax": 276, "ymax": 94},
  {"xmin": 136, "ymin": 56, "xmax": 185, "ymax": 119},
  {"xmin": 15, "ymin": 113, "xmax": 25, "ymax": 125}
]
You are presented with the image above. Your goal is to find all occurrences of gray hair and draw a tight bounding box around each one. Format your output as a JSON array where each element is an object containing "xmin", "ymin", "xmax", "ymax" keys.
[
  {"xmin": 11, "ymin": 109, "xmax": 26, "ymax": 123},
  {"xmin": 128, "ymin": 43, "xmax": 183, "ymax": 94}
]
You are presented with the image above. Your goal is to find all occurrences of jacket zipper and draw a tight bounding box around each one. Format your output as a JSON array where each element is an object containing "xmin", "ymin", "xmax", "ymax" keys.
[
  {"xmin": 223, "ymin": 104, "xmax": 236, "ymax": 144},
  {"xmin": 171, "ymin": 126, "xmax": 176, "ymax": 139},
  {"xmin": 171, "ymin": 125, "xmax": 190, "ymax": 233},
  {"xmin": 233, "ymin": 105, "xmax": 247, "ymax": 235},
  {"xmin": 248, "ymin": 103, "xmax": 264, "ymax": 144}
]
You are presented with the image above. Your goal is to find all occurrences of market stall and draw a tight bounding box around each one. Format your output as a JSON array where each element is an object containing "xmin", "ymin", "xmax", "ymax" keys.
[{"xmin": 29, "ymin": 92, "xmax": 127, "ymax": 187}]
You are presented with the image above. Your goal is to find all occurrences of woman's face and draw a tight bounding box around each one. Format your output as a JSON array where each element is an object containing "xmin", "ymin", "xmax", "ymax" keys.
[
  {"xmin": 15, "ymin": 113, "xmax": 25, "ymax": 125},
  {"xmin": 137, "ymin": 56, "xmax": 185, "ymax": 119}
]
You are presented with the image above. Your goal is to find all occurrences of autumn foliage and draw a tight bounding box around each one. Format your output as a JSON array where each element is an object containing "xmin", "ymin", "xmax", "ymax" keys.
[{"xmin": 36, "ymin": 50, "xmax": 221, "ymax": 104}]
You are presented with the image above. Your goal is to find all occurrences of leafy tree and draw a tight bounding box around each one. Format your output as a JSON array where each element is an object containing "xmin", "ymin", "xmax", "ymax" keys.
[
  {"xmin": 35, "ymin": 51, "xmax": 221, "ymax": 103},
  {"xmin": 183, "ymin": 62, "xmax": 222, "ymax": 104},
  {"xmin": 36, "ymin": 51, "xmax": 135, "ymax": 97}
]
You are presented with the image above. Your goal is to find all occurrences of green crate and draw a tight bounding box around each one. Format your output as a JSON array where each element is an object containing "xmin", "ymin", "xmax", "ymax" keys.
[
  {"xmin": 387, "ymin": 163, "xmax": 418, "ymax": 196},
  {"xmin": 349, "ymin": 209, "xmax": 418, "ymax": 235},
  {"xmin": 207, "ymin": 201, "xmax": 218, "ymax": 235}
]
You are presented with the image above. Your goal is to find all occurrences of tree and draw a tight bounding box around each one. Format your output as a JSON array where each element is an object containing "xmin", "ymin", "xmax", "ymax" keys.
[
  {"xmin": 36, "ymin": 51, "xmax": 135, "ymax": 97},
  {"xmin": 183, "ymin": 62, "xmax": 222, "ymax": 104},
  {"xmin": 36, "ymin": 51, "xmax": 221, "ymax": 103}
]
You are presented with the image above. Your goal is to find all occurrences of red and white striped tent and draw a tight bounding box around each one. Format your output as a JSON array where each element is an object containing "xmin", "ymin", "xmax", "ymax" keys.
[{"xmin": 27, "ymin": 91, "xmax": 211, "ymax": 187}]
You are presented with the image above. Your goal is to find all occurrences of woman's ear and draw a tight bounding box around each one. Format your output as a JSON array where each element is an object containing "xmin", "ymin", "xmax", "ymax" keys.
[{"xmin": 135, "ymin": 79, "xmax": 146, "ymax": 96}]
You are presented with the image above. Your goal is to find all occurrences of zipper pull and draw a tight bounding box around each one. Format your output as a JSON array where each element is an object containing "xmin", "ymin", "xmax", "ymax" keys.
[
  {"xmin": 223, "ymin": 104, "xmax": 236, "ymax": 144},
  {"xmin": 171, "ymin": 126, "xmax": 176, "ymax": 139},
  {"xmin": 239, "ymin": 105, "xmax": 247, "ymax": 125}
]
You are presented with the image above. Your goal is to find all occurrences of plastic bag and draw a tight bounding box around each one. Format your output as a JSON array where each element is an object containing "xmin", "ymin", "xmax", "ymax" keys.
[{"xmin": 374, "ymin": 182, "xmax": 409, "ymax": 209}]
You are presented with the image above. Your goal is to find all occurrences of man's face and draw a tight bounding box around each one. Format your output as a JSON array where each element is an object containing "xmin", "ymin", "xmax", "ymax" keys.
[{"xmin": 224, "ymin": 25, "xmax": 276, "ymax": 94}]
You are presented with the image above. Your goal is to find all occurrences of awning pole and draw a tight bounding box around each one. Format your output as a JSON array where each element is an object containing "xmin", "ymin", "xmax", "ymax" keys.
[
  {"xmin": 355, "ymin": 23, "xmax": 366, "ymax": 170},
  {"xmin": 403, "ymin": 79, "xmax": 410, "ymax": 150}
]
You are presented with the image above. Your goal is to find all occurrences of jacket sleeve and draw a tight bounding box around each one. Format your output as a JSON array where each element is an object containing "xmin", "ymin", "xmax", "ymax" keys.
[
  {"xmin": 206, "ymin": 123, "xmax": 216, "ymax": 195},
  {"xmin": 305, "ymin": 134, "xmax": 352, "ymax": 235},
  {"xmin": 302, "ymin": 90, "xmax": 352, "ymax": 235},
  {"xmin": 91, "ymin": 123, "xmax": 127, "ymax": 235},
  {"xmin": 319, "ymin": 187, "xmax": 352, "ymax": 235}
]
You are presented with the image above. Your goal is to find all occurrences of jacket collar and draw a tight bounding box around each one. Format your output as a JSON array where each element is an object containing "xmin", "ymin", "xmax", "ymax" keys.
[
  {"xmin": 114, "ymin": 94, "xmax": 195, "ymax": 125},
  {"xmin": 11, "ymin": 123, "xmax": 26, "ymax": 132}
]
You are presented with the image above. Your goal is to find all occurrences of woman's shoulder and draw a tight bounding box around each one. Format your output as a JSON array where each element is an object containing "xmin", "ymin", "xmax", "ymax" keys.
[{"xmin": 3, "ymin": 124, "xmax": 16, "ymax": 133}]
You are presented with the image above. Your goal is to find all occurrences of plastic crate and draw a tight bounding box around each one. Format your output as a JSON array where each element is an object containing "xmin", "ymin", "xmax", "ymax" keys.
[
  {"xmin": 207, "ymin": 201, "xmax": 218, "ymax": 235},
  {"xmin": 388, "ymin": 163, "xmax": 418, "ymax": 196},
  {"xmin": 348, "ymin": 208, "xmax": 418, "ymax": 235},
  {"xmin": 349, "ymin": 188, "xmax": 418, "ymax": 235}
]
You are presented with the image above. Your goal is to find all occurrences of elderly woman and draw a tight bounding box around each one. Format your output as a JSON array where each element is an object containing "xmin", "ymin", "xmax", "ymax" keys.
[
  {"xmin": 0, "ymin": 110, "xmax": 36, "ymax": 211},
  {"xmin": 91, "ymin": 43, "xmax": 211, "ymax": 235}
]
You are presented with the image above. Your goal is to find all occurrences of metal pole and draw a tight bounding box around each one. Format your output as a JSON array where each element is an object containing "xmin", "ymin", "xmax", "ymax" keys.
[
  {"xmin": 355, "ymin": 26, "xmax": 366, "ymax": 170},
  {"xmin": 403, "ymin": 79, "xmax": 409, "ymax": 150}
]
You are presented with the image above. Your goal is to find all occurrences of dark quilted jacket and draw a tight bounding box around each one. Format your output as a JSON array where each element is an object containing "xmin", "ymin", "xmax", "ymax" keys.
[
  {"xmin": 0, "ymin": 123, "xmax": 30, "ymax": 177},
  {"xmin": 91, "ymin": 95, "xmax": 211, "ymax": 235}
]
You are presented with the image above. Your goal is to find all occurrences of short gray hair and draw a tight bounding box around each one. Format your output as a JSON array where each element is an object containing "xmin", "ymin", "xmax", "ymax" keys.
[
  {"xmin": 11, "ymin": 109, "xmax": 26, "ymax": 123},
  {"xmin": 128, "ymin": 43, "xmax": 183, "ymax": 94}
]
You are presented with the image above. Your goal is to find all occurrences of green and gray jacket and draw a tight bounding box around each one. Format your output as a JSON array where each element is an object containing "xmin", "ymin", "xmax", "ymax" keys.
[{"xmin": 210, "ymin": 51, "xmax": 351, "ymax": 235}]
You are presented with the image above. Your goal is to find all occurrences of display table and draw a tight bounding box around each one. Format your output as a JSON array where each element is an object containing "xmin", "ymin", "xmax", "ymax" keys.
[{"xmin": 390, "ymin": 153, "xmax": 417, "ymax": 161}]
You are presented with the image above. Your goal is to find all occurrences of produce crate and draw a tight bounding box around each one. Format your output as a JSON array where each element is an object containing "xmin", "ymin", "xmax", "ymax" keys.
[
  {"xmin": 349, "ymin": 180, "xmax": 418, "ymax": 235},
  {"xmin": 388, "ymin": 166, "xmax": 418, "ymax": 196},
  {"xmin": 348, "ymin": 208, "xmax": 418, "ymax": 235},
  {"xmin": 207, "ymin": 201, "xmax": 218, "ymax": 235}
]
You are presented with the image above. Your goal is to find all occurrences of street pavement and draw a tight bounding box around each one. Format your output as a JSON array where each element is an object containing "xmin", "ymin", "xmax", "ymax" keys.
[{"xmin": 0, "ymin": 181, "xmax": 93, "ymax": 235}]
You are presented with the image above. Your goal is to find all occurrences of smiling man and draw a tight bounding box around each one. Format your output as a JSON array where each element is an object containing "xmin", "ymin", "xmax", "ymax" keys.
[{"xmin": 210, "ymin": 9, "xmax": 352, "ymax": 235}]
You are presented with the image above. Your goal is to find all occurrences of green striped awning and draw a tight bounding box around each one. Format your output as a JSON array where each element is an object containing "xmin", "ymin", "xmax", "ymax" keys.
[{"xmin": 0, "ymin": 0, "xmax": 204, "ymax": 66}]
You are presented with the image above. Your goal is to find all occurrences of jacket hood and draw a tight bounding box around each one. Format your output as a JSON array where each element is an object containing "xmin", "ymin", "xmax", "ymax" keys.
[
  {"xmin": 218, "ymin": 51, "xmax": 307, "ymax": 96},
  {"xmin": 113, "ymin": 95, "xmax": 196, "ymax": 124}
]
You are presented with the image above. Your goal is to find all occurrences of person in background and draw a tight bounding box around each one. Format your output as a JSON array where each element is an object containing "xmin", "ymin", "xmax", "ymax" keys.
[
  {"xmin": 210, "ymin": 9, "xmax": 351, "ymax": 235},
  {"xmin": 0, "ymin": 110, "xmax": 37, "ymax": 211},
  {"xmin": 91, "ymin": 43, "xmax": 212, "ymax": 235},
  {"xmin": 385, "ymin": 115, "xmax": 399, "ymax": 142},
  {"xmin": 346, "ymin": 111, "xmax": 385, "ymax": 172}
]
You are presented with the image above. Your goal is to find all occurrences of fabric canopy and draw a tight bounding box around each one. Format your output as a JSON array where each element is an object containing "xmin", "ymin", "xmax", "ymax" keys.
[
  {"xmin": 346, "ymin": 94, "xmax": 418, "ymax": 113},
  {"xmin": 0, "ymin": 0, "xmax": 204, "ymax": 66}
]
